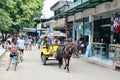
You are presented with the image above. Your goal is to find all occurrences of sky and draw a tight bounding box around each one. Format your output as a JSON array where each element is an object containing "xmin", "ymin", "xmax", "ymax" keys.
[{"xmin": 41, "ymin": 0, "xmax": 73, "ymax": 19}]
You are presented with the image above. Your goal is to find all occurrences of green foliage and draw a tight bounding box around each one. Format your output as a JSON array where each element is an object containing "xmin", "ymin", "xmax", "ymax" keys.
[
  {"xmin": 0, "ymin": 0, "xmax": 43, "ymax": 34},
  {"xmin": 0, "ymin": 0, "xmax": 14, "ymax": 33},
  {"xmin": 13, "ymin": 0, "xmax": 43, "ymax": 29},
  {"xmin": 0, "ymin": 9, "xmax": 12, "ymax": 31}
]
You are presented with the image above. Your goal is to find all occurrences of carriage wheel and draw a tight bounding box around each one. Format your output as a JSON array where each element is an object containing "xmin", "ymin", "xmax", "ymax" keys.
[{"xmin": 41, "ymin": 54, "xmax": 46, "ymax": 65}]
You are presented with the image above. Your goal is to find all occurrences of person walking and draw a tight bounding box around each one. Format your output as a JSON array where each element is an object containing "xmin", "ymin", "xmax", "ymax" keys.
[
  {"xmin": 77, "ymin": 34, "xmax": 84, "ymax": 54},
  {"xmin": 28, "ymin": 36, "xmax": 33, "ymax": 51},
  {"xmin": 37, "ymin": 37, "xmax": 41, "ymax": 49},
  {"xmin": 25, "ymin": 36, "xmax": 29, "ymax": 50},
  {"xmin": 17, "ymin": 36, "xmax": 25, "ymax": 55}
]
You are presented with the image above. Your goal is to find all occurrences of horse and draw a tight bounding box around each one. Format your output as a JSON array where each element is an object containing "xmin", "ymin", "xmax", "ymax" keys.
[{"xmin": 56, "ymin": 42, "xmax": 76, "ymax": 72}]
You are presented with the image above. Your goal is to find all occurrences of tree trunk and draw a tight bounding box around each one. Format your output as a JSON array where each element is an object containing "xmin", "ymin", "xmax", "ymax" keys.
[
  {"xmin": 1, "ymin": 30, "xmax": 4, "ymax": 42},
  {"xmin": 5, "ymin": 33, "xmax": 7, "ymax": 41}
]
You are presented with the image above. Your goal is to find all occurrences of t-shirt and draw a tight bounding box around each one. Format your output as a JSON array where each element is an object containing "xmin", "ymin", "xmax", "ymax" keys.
[
  {"xmin": 28, "ymin": 39, "xmax": 32, "ymax": 45},
  {"xmin": 17, "ymin": 39, "xmax": 25, "ymax": 49}
]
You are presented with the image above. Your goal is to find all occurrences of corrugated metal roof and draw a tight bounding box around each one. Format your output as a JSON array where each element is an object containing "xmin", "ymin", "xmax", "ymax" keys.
[
  {"xmin": 54, "ymin": 0, "xmax": 113, "ymax": 18},
  {"xmin": 43, "ymin": 20, "xmax": 56, "ymax": 26}
]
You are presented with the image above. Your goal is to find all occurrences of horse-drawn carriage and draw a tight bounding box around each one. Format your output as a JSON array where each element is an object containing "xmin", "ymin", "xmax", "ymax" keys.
[
  {"xmin": 40, "ymin": 44, "xmax": 59, "ymax": 65},
  {"xmin": 40, "ymin": 31, "xmax": 78, "ymax": 72},
  {"xmin": 40, "ymin": 31, "xmax": 66, "ymax": 65}
]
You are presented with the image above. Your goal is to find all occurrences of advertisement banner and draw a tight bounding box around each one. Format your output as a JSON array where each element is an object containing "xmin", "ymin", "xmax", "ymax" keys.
[{"xmin": 84, "ymin": 22, "xmax": 92, "ymax": 35}]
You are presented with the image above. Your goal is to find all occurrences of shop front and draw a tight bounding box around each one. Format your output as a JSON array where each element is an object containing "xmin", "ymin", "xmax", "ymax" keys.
[
  {"xmin": 50, "ymin": 0, "xmax": 120, "ymax": 60},
  {"xmin": 73, "ymin": 17, "xmax": 91, "ymax": 48},
  {"xmin": 92, "ymin": 16, "xmax": 111, "ymax": 59},
  {"xmin": 91, "ymin": 9, "xmax": 120, "ymax": 59}
]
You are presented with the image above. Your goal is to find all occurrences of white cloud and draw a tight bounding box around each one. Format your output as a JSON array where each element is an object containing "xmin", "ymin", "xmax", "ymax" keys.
[{"xmin": 41, "ymin": 0, "xmax": 73, "ymax": 19}]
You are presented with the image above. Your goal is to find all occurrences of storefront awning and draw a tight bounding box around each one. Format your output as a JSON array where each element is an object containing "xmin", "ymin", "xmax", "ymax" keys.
[
  {"xmin": 43, "ymin": 20, "xmax": 56, "ymax": 26},
  {"xmin": 23, "ymin": 28, "xmax": 36, "ymax": 32},
  {"xmin": 50, "ymin": 18, "xmax": 65, "ymax": 28},
  {"xmin": 54, "ymin": 0, "xmax": 113, "ymax": 18}
]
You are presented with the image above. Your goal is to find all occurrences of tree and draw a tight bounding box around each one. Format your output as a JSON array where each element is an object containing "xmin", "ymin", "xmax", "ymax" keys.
[
  {"xmin": 12, "ymin": 0, "xmax": 43, "ymax": 31},
  {"xmin": 0, "ymin": 0, "xmax": 15, "ymax": 41},
  {"xmin": 0, "ymin": 0, "xmax": 43, "ymax": 41}
]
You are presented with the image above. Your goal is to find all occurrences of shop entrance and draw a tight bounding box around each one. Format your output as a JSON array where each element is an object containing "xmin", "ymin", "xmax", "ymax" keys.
[
  {"xmin": 92, "ymin": 17, "xmax": 111, "ymax": 58},
  {"xmin": 93, "ymin": 18, "xmax": 111, "ymax": 44}
]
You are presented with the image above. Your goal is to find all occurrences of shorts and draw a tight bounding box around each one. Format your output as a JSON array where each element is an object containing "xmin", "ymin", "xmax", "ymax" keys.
[{"xmin": 10, "ymin": 53, "xmax": 17, "ymax": 58}]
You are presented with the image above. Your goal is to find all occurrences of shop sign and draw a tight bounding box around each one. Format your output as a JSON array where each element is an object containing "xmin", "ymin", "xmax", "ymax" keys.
[
  {"xmin": 84, "ymin": 22, "xmax": 92, "ymax": 35},
  {"xmin": 78, "ymin": 24, "xmax": 83, "ymax": 35}
]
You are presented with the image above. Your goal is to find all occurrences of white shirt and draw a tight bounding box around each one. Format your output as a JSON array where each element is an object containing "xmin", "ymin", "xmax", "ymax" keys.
[
  {"xmin": 17, "ymin": 39, "xmax": 25, "ymax": 49},
  {"xmin": 28, "ymin": 39, "xmax": 32, "ymax": 44}
]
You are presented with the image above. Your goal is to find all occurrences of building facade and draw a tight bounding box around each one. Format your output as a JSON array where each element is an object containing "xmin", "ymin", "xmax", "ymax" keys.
[{"xmin": 48, "ymin": 0, "xmax": 120, "ymax": 59}]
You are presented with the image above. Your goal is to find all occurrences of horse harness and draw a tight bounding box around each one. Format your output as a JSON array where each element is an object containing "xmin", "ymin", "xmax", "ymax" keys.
[{"xmin": 64, "ymin": 45, "xmax": 73, "ymax": 57}]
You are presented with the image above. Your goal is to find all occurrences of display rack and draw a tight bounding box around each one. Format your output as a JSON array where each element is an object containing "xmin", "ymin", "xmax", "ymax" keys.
[
  {"xmin": 108, "ymin": 44, "xmax": 120, "ymax": 59},
  {"xmin": 92, "ymin": 42, "xmax": 107, "ymax": 59}
]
